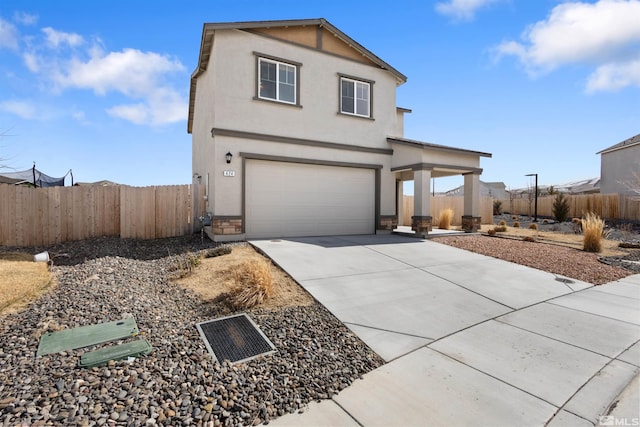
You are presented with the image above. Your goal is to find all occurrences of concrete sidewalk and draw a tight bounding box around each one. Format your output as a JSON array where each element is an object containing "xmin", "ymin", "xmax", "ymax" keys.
[{"xmin": 252, "ymin": 234, "xmax": 640, "ymax": 426}]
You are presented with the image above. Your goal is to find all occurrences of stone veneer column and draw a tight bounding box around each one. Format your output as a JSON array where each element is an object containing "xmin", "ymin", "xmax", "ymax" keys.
[{"xmin": 462, "ymin": 172, "xmax": 481, "ymax": 232}]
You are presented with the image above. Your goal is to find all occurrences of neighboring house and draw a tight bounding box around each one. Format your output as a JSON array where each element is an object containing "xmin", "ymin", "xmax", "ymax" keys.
[
  {"xmin": 188, "ymin": 18, "xmax": 491, "ymax": 241},
  {"xmin": 508, "ymin": 178, "xmax": 601, "ymax": 199},
  {"xmin": 444, "ymin": 181, "xmax": 508, "ymax": 199},
  {"xmin": 597, "ymin": 133, "xmax": 640, "ymax": 196}
]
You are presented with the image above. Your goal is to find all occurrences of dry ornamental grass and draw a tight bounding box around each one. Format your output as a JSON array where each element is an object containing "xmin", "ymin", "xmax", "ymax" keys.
[
  {"xmin": 0, "ymin": 253, "xmax": 55, "ymax": 316},
  {"xmin": 228, "ymin": 259, "xmax": 276, "ymax": 309},
  {"xmin": 438, "ymin": 208, "xmax": 454, "ymax": 230},
  {"xmin": 174, "ymin": 245, "xmax": 314, "ymax": 310},
  {"xmin": 582, "ymin": 212, "xmax": 605, "ymax": 253}
]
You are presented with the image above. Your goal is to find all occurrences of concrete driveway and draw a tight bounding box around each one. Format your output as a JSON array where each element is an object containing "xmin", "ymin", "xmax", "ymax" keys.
[{"xmin": 251, "ymin": 234, "xmax": 640, "ymax": 426}]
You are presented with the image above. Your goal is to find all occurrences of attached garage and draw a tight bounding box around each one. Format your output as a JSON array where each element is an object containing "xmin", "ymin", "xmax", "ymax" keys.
[{"xmin": 245, "ymin": 159, "xmax": 376, "ymax": 238}]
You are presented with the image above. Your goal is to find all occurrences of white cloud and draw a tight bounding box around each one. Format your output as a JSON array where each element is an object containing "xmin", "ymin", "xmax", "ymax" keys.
[
  {"xmin": 1, "ymin": 19, "xmax": 188, "ymax": 126},
  {"xmin": 52, "ymin": 47, "xmax": 187, "ymax": 125},
  {"xmin": 107, "ymin": 103, "xmax": 148, "ymax": 125},
  {"xmin": 495, "ymin": 0, "xmax": 640, "ymax": 91},
  {"xmin": 57, "ymin": 47, "xmax": 184, "ymax": 97},
  {"xmin": 0, "ymin": 17, "xmax": 19, "ymax": 50},
  {"xmin": 13, "ymin": 12, "xmax": 37, "ymax": 26},
  {"xmin": 0, "ymin": 100, "xmax": 37, "ymax": 119},
  {"xmin": 107, "ymin": 88, "xmax": 188, "ymax": 126},
  {"xmin": 587, "ymin": 59, "xmax": 640, "ymax": 92},
  {"xmin": 42, "ymin": 27, "xmax": 84, "ymax": 48},
  {"xmin": 22, "ymin": 51, "xmax": 39, "ymax": 72},
  {"xmin": 435, "ymin": 0, "xmax": 502, "ymax": 21}
]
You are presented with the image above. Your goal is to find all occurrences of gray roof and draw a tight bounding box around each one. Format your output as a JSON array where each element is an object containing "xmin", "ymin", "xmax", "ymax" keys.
[
  {"xmin": 188, "ymin": 18, "xmax": 407, "ymax": 133},
  {"xmin": 597, "ymin": 133, "xmax": 640, "ymax": 154},
  {"xmin": 387, "ymin": 136, "xmax": 492, "ymax": 158}
]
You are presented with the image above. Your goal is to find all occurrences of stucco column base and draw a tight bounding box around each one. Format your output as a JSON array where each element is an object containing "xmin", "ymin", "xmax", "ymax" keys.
[
  {"xmin": 412, "ymin": 215, "xmax": 432, "ymax": 237},
  {"xmin": 462, "ymin": 215, "xmax": 481, "ymax": 233}
]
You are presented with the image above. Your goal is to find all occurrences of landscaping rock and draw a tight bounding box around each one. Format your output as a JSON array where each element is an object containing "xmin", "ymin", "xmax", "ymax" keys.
[{"xmin": 0, "ymin": 235, "xmax": 384, "ymax": 426}]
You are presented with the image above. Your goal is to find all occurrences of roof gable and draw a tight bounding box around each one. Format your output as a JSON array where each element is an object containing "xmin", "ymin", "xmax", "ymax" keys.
[
  {"xmin": 597, "ymin": 133, "xmax": 640, "ymax": 154},
  {"xmin": 188, "ymin": 18, "xmax": 406, "ymax": 133}
]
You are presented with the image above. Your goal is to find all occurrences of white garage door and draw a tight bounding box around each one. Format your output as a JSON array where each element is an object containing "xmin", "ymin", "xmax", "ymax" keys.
[{"xmin": 245, "ymin": 160, "xmax": 375, "ymax": 238}]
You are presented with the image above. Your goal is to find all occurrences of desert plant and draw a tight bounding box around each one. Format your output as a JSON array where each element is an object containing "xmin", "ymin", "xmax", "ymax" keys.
[
  {"xmin": 529, "ymin": 223, "xmax": 538, "ymax": 230},
  {"xmin": 542, "ymin": 219, "xmax": 549, "ymax": 224},
  {"xmin": 203, "ymin": 246, "xmax": 232, "ymax": 258},
  {"xmin": 168, "ymin": 252, "xmax": 201, "ymax": 279},
  {"xmin": 494, "ymin": 225, "xmax": 507, "ymax": 232},
  {"xmin": 493, "ymin": 200, "xmax": 503, "ymax": 215},
  {"xmin": 499, "ymin": 220, "xmax": 507, "ymax": 226},
  {"xmin": 522, "ymin": 236, "xmax": 536, "ymax": 242},
  {"xmin": 582, "ymin": 212, "xmax": 605, "ymax": 253},
  {"xmin": 438, "ymin": 208, "xmax": 454, "ymax": 230},
  {"xmin": 487, "ymin": 229, "xmax": 497, "ymax": 236},
  {"xmin": 572, "ymin": 217, "xmax": 583, "ymax": 234},
  {"xmin": 229, "ymin": 259, "xmax": 275, "ymax": 309},
  {"xmin": 511, "ymin": 215, "xmax": 517, "ymax": 220},
  {"xmin": 552, "ymin": 193, "xmax": 570, "ymax": 223},
  {"xmin": 513, "ymin": 221, "xmax": 520, "ymax": 228}
]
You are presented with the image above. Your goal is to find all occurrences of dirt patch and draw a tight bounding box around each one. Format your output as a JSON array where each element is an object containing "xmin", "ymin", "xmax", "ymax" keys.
[
  {"xmin": 174, "ymin": 245, "xmax": 315, "ymax": 309},
  {"xmin": 434, "ymin": 234, "xmax": 633, "ymax": 285},
  {"xmin": 0, "ymin": 252, "xmax": 56, "ymax": 316},
  {"xmin": 480, "ymin": 224, "xmax": 628, "ymax": 257}
]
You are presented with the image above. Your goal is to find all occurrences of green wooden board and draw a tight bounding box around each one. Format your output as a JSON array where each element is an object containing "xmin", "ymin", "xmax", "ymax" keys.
[
  {"xmin": 78, "ymin": 339, "xmax": 152, "ymax": 368},
  {"xmin": 36, "ymin": 317, "xmax": 139, "ymax": 356}
]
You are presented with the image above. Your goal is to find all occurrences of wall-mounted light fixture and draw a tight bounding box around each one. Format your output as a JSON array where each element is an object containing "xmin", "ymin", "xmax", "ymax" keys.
[
  {"xmin": 225, "ymin": 151, "xmax": 233, "ymax": 164},
  {"xmin": 193, "ymin": 173, "xmax": 202, "ymax": 183}
]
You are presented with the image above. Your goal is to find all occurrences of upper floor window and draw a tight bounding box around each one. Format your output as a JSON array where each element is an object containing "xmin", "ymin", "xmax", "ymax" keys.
[
  {"xmin": 258, "ymin": 57, "xmax": 297, "ymax": 104},
  {"xmin": 340, "ymin": 76, "xmax": 371, "ymax": 118}
]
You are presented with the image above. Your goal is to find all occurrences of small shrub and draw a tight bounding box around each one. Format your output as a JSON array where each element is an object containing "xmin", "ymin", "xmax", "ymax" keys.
[
  {"xmin": 513, "ymin": 221, "xmax": 520, "ymax": 228},
  {"xmin": 511, "ymin": 215, "xmax": 517, "ymax": 220},
  {"xmin": 438, "ymin": 208, "xmax": 454, "ymax": 230},
  {"xmin": 494, "ymin": 225, "xmax": 507, "ymax": 232},
  {"xmin": 542, "ymin": 219, "xmax": 549, "ymax": 224},
  {"xmin": 572, "ymin": 217, "xmax": 583, "ymax": 234},
  {"xmin": 487, "ymin": 229, "xmax": 497, "ymax": 236},
  {"xmin": 229, "ymin": 259, "xmax": 275, "ymax": 309},
  {"xmin": 619, "ymin": 223, "xmax": 633, "ymax": 234},
  {"xmin": 168, "ymin": 252, "xmax": 201, "ymax": 279},
  {"xmin": 203, "ymin": 246, "xmax": 232, "ymax": 258},
  {"xmin": 499, "ymin": 220, "xmax": 507, "ymax": 226},
  {"xmin": 582, "ymin": 212, "xmax": 604, "ymax": 253},
  {"xmin": 493, "ymin": 200, "xmax": 503, "ymax": 215},
  {"xmin": 529, "ymin": 223, "xmax": 538, "ymax": 230},
  {"xmin": 522, "ymin": 236, "xmax": 536, "ymax": 242},
  {"xmin": 552, "ymin": 193, "xmax": 570, "ymax": 223}
]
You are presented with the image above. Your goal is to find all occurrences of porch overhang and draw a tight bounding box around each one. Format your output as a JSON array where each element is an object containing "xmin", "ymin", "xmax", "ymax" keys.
[
  {"xmin": 388, "ymin": 136, "xmax": 490, "ymax": 179},
  {"xmin": 387, "ymin": 137, "xmax": 492, "ymax": 158},
  {"xmin": 390, "ymin": 163, "xmax": 483, "ymax": 177}
]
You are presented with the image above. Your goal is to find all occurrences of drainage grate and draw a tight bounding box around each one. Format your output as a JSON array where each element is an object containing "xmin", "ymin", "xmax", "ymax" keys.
[
  {"xmin": 555, "ymin": 277, "xmax": 575, "ymax": 284},
  {"xmin": 196, "ymin": 313, "xmax": 276, "ymax": 364}
]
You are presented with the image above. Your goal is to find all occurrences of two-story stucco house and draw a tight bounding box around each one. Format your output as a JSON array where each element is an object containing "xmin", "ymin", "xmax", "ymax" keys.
[
  {"xmin": 188, "ymin": 18, "xmax": 491, "ymax": 241},
  {"xmin": 597, "ymin": 133, "xmax": 640, "ymax": 197}
]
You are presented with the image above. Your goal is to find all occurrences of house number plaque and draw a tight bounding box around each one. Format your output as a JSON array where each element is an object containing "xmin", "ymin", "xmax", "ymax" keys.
[{"xmin": 223, "ymin": 170, "xmax": 236, "ymax": 177}]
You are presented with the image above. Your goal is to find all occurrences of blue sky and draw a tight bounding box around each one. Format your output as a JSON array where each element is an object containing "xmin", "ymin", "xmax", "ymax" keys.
[{"xmin": 0, "ymin": 0, "xmax": 638, "ymax": 192}]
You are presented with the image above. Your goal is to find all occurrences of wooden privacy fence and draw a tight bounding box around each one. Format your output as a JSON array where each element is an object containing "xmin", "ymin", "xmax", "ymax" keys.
[
  {"xmin": 497, "ymin": 194, "xmax": 639, "ymax": 222},
  {"xmin": 0, "ymin": 184, "xmax": 192, "ymax": 247},
  {"xmin": 401, "ymin": 196, "xmax": 494, "ymax": 227}
]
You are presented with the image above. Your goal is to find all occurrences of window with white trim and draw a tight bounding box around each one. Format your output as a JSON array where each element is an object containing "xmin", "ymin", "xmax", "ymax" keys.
[
  {"xmin": 258, "ymin": 57, "xmax": 296, "ymax": 104},
  {"xmin": 340, "ymin": 77, "xmax": 370, "ymax": 117}
]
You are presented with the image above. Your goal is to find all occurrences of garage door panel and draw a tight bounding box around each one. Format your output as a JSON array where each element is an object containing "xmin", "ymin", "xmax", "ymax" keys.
[{"xmin": 246, "ymin": 160, "xmax": 375, "ymax": 238}]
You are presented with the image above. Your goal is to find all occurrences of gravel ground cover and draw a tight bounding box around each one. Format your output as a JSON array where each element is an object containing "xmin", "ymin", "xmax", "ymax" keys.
[
  {"xmin": 433, "ymin": 233, "xmax": 639, "ymax": 284},
  {"xmin": 2, "ymin": 228, "xmax": 639, "ymax": 426},
  {"xmin": 0, "ymin": 236, "xmax": 383, "ymax": 426}
]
